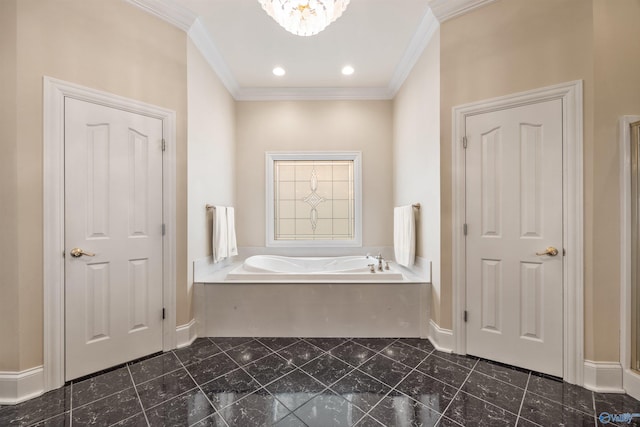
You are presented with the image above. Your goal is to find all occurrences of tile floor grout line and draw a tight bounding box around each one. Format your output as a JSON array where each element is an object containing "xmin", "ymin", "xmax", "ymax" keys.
[
  {"xmin": 235, "ymin": 364, "xmax": 286, "ymax": 411},
  {"xmin": 209, "ymin": 339, "xmax": 316, "ymax": 421},
  {"xmin": 127, "ymin": 350, "xmax": 184, "ymax": 385},
  {"xmin": 221, "ymin": 342, "xmax": 299, "ymax": 417},
  {"xmin": 436, "ymin": 357, "xmax": 480, "ymax": 425},
  {"xmin": 69, "ymin": 384, "xmax": 138, "ymax": 413},
  {"xmin": 125, "ymin": 364, "xmax": 151, "ymax": 427},
  {"xmin": 515, "ymin": 372, "xmax": 531, "ymax": 426},
  {"xmin": 592, "ymin": 390, "xmax": 598, "ymax": 427},
  {"xmin": 470, "ymin": 362, "xmax": 593, "ymax": 422},
  {"xmin": 351, "ymin": 343, "xmax": 436, "ymax": 426},
  {"xmin": 445, "ymin": 357, "xmax": 529, "ymax": 423},
  {"xmin": 351, "ymin": 388, "xmax": 394, "ymax": 426},
  {"xmin": 175, "ymin": 340, "xmax": 230, "ymax": 370},
  {"xmin": 329, "ymin": 340, "xmax": 381, "ymax": 370},
  {"xmin": 429, "ymin": 350, "xmax": 478, "ymax": 369},
  {"xmin": 373, "ymin": 350, "xmax": 442, "ymax": 425},
  {"xmin": 519, "ymin": 378, "xmax": 603, "ymax": 419},
  {"xmin": 259, "ymin": 369, "xmax": 336, "ymax": 421},
  {"xmin": 173, "ymin": 348, "xmax": 231, "ymax": 427},
  {"xmin": 470, "ymin": 363, "xmax": 530, "ymax": 392},
  {"xmin": 297, "ymin": 356, "xmax": 357, "ymax": 390},
  {"xmin": 177, "ymin": 340, "xmax": 250, "ymax": 387},
  {"xmin": 256, "ymin": 337, "xmax": 306, "ymax": 353},
  {"xmin": 227, "ymin": 339, "xmax": 281, "ymax": 367},
  {"xmin": 344, "ymin": 339, "xmax": 397, "ymax": 370},
  {"xmin": 70, "ymin": 381, "xmax": 73, "ymax": 427},
  {"xmin": 300, "ymin": 337, "xmax": 349, "ymax": 353},
  {"xmin": 194, "ymin": 344, "xmax": 300, "ymax": 397},
  {"xmin": 262, "ymin": 339, "xmax": 384, "ymax": 420},
  {"xmin": 378, "ymin": 351, "xmax": 464, "ymax": 393}
]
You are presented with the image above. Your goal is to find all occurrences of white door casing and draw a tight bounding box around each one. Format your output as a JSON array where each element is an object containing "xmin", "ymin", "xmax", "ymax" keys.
[
  {"xmin": 64, "ymin": 98, "xmax": 164, "ymax": 380},
  {"xmin": 452, "ymin": 81, "xmax": 584, "ymax": 385},
  {"xmin": 44, "ymin": 77, "xmax": 177, "ymax": 390},
  {"xmin": 620, "ymin": 115, "xmax": 640, "ymax": 399},
  {"xmin": 465, "ymin": 100, "xmax": 563, "ymax": 377}
]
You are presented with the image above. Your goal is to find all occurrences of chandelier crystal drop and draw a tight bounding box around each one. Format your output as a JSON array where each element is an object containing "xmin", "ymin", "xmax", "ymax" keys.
[{"xmin": 258, "ymin": 0, "xmax": 350, "ymax": 37}]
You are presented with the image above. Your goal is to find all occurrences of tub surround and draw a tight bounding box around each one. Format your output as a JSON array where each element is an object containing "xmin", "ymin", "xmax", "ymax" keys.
[
  {"xmin": 194, "ymin": 281, "xmax": 430, "ymax": 338},
  {"xmin": 193, "ymin": 247, "xmax": 431, "ymax": 339}
]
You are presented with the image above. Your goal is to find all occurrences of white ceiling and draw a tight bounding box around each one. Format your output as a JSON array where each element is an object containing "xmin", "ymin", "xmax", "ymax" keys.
[{"xmin": 127, "ymin": 0, "xmax": 495, "ymax": 100}]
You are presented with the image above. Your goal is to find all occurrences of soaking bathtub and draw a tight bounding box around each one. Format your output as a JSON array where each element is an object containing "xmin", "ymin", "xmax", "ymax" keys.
[
  {"xmin": 226, "ymin": 255, "xmax": 405, "ymax": 281},
  {"xmin": 193, "ymin": 254, "xmax": 431, "ymax": 338}
]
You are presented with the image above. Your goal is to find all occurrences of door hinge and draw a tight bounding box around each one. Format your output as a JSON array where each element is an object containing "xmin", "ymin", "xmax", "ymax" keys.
[
  {"xmin": 162, "ymin": 224, "xmax": 166, "ymax": 236},
  {"xmin": 62, "ymin": 250, "xmax": 65, "ymax": 259},
  {"xmin": 162, "ymin": 139, "xmax": 166, "ymax": 152},
  {"xmin": 463, "ymin": 223, "xmax": 468, "ymax": 236},
  {"xmin": 563, "ymin": 248, "xmax": 566, "ymax": 256},
  {"xmin": 463, "ymin": 136, "xmax": 468, "ymax": 149},
  {"xmin": 464, "ymin": 310, "xmax": 468, "ymax": 322},
  {"xmin": 162, "ymin": 308, "xmax": 166, "ymax": 320}
]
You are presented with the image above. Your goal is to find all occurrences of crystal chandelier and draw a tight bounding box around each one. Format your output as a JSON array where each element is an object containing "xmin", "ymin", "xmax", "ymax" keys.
[{"xmin": 258, "ymin": 0, "xmax": 350, "ymax": 37}]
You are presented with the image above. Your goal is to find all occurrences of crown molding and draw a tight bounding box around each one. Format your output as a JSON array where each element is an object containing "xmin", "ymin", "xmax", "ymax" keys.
[
  {"xmin": 124, "ymin": 0, "xmax": 446, "ymax": 101},
  {"xmin": 188, "ymin": 18, "xmax": 240, "ymax": 98},
  {"xmin": 124, "ymin": 0, "xmax": 197, "ymax": 31},
  {"xmin": 427, "ymin": 0, "xmax": 497, "ymax": 22},
  {"xmin": 235, "ymin": 87, "xmax": 394, "ymax": 101},
  {"xmin": 388, "ymin": 8, "xmax": 439, "ymax": 98}
]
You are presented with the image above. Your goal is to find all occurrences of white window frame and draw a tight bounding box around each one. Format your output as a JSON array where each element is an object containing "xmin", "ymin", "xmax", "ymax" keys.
[{"xmin": 266, "ymin": 151, "xmax": 362, "ymax": 247}]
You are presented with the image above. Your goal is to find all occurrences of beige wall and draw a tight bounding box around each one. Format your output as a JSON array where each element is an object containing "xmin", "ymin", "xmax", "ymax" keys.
[
  {"xmin": 0, "ymin": 0, "xmax": 20, "ymax": 371},
  {"xmin": 590, "ymin": 0, "xmax": 640, "ymax": 361},
  {"xmin": 440, "ymin": 0, "xmax": 640, "ymax": 362},
  {"xmin": 440, "ymin": 0, "xmax": 595, "ymax": 335},
  {"xmin": 393, "ymin": 30, "xmax": 441, "ymax": 322},
  {"xmin": 187, "ymin": 39, "xmax": 235, "ymax": 320},
  {"xmin": 235, "ymin": 101, "xmax": 394, "ymax": 248},
  {"xmin": 1, "ymin": 0, "xmax": 188, "ymax": 371}
]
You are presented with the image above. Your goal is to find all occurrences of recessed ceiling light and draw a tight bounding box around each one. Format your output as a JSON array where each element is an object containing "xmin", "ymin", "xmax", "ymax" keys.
[
  {"xmin": 273, "ymin": 66, "xmax": 286, "ymax": 76},
  {"xmin": 341, "ymin": 65, "xmax": 355, "ymax": 76}
]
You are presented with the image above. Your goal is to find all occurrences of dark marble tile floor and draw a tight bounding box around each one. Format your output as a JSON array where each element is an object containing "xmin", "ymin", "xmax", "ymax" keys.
[{"xmin": 1, "ymin": 337, "xmax": 639, "ymax": 426}]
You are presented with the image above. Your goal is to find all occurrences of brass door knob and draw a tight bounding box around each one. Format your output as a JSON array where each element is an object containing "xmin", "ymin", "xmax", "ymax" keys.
[
  {"xmin": 70, "ymin": 248, "xmax": 95, "ymax": 258},
  {"xmin": 536, "ymin": 247, "xmax": 559, "ymax": 257}
]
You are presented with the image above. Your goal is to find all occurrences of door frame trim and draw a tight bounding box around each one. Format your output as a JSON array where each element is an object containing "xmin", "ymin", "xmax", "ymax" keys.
[
  {"xmin": 619, "ymin": 115, "xmax": 640, "ymax": 399},
  {"xmin": 43, "ymin": 77, "xmax": 177, "ymax": 391},
  {"xmin": 451, "ymin": 80, "xmax": 584, "ymax": 385}
]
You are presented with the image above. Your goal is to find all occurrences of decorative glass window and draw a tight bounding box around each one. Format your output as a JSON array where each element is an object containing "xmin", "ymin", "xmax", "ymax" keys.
[{"xmin": 266, "ymin": 152, "xmax": 362, "ymax": 247}]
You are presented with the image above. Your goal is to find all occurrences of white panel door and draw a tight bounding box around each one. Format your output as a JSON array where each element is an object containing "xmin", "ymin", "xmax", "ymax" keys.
[
  {"xmin": 64, "ymin": 97, "xmax": 164, "ymax": 381},
  {"xmin": 465, "ymin": 99, "xmax": 563, "ymax": 377}
]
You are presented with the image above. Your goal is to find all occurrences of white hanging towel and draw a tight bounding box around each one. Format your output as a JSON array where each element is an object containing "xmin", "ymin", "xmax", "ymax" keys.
[
  {"xmin": 226, "ymin": 207, "xmax": 238, "ymax": 257},
  {"xmin": 212, "ymin": 206, "xmax": 228, "ymax": 263},
  {"xmin": 394, "ymin": 205, "xmax": 416, "ymax": 267}
]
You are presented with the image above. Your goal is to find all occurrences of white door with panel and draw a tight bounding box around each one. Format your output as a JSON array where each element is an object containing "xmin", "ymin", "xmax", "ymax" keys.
[
  {"xmin": 465, "ymin": 99, "xmax": 563, "ymax": 377},
  {"xmin": 64, "ymin": 98, "xmax": 164, "ymax": 381}
]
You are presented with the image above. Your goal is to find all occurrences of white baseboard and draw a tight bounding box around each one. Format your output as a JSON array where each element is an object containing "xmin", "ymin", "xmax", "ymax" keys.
[
  {"xmin": 0, "ymin": 366, "xmax": 44, "ymax": 405},
  {"xmin": 428, "ymin": 319, "xmax": 453, "ymax": 353},
  {"xmin": 623, "ymin": 369, "xmax": 640, "ymax": 401},
  {"xmin": 583, "ymin": 360, "xmax": 624, "ymax": 393},
  {"xmin": 176, "ymin": 319, "xmax": 198, "ymax": 348}
]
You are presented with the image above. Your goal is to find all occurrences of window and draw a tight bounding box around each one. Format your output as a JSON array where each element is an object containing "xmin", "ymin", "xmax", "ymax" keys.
[{"xmin": 266, "ymin": 152, "xmax": 362, "ymax": 247}]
